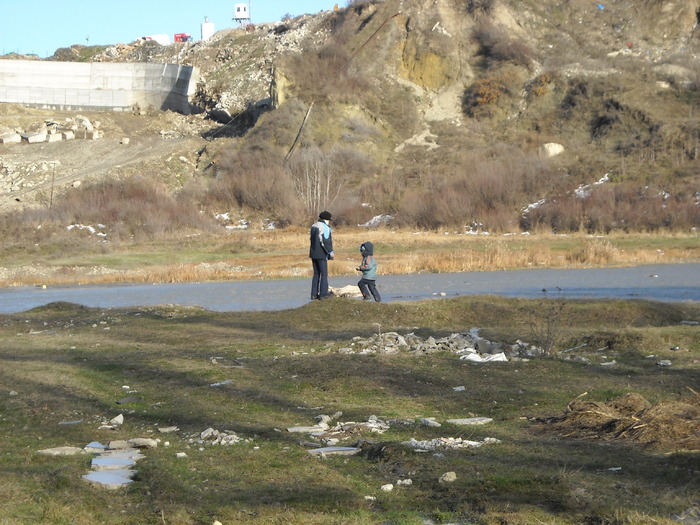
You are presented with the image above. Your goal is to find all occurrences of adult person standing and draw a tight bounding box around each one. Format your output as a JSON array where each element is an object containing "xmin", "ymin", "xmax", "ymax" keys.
[{"xmin": 309, "ymin": 210, "xmax": 335, "ymax": 300}]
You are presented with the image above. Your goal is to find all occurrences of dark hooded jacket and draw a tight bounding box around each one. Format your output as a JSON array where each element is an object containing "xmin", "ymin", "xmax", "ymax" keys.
[
  {"xmin": 309, "ymin": 220, "xmax": 334, "ymax": 260},
  {"xmin": 357, "ymin": 242, "xmax": 378, "ymax": 280}
]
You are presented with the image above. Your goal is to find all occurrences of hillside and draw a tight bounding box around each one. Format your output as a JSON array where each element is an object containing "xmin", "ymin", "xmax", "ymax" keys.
[{"xmin": 1, "ymin": 0, "xmax": 698, "ymax": 233}]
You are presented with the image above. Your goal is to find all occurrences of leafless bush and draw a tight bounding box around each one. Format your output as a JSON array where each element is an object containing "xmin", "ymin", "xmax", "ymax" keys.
[
  {"xmin": 464, "ymin": 0, "xmax": 495, "ymax": 14},
  {"xmin": 522, "ymin": 184, "xmax": 700, "ymax": 233},
  {"xmin": 528, "ymin": 289, "xmax": 567, "ymax": 356},
  {"xmin": 395, "ymin": 167, "xmax": 515, "ymax": 230},
  {"xmin": 527, "ymin": 71, "xmax": 558, "ymax": 99},
  {"xmin": 210, "ymin": 149, "xmax": 303, "ymax": 223},
  {"xmin": 286, "ymin": 145, "xmax": 364, "ymax": 218},
  {"xmin": 473, "ymin": 20, "xmax": 534, "ymax": 68},
  {"xmin": 367, "ymin": 84, "xmax": 420, "ymax": 139},
  {"xmin": 242, "ymin": 99, "xmax": 307, "ymax": 154},
  {"xmin": 341, "ymin": 116, "xmax": 381, "ymax": 143},
  {"xmin": 462, "ymin": 67, "xmax": 523, "ymax": 119},
  {"xmin": 37, "ymin": 178, "xmax": 212, "ymax": 242},
  {"xmin": 282, "ymin": 44, "xmax": 369, "ymax": 102}
]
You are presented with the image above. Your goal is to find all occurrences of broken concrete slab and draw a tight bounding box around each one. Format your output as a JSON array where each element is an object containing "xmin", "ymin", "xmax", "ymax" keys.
[
  {"xmin": 128, "ymin": 438, "xmax": 158, "ymax": 449},
  {"xmin": 307, "ymin": 446, "xmax": 360, "ymax": 456},
  {"xmin": 37, "ymin": 446, "xmax": 85, "ymax": 456},
  {"xmin": 287, "ymin": 425, "xmax": 329, "ymax": 433},
  {"xmin": 84, "ymin": 441, "xmax": 109, "ymax": 453},
  {"xmin": 21, "ymin": 132, "xmax": 47, "ymax": 144},
  {"xmin": 82, "ymin": 469, "xmax": 135, "ymax": 489},
  {"xmin": 91, "ymin": 456, "xmax": 137, "ymax": 470},
  {"xmin": 0, "ymin": 133, "xmax": 21, "ymax": 144},
  {"xmin": 446, "ymin": 417, "xmax": 493, "ymax": 425}
]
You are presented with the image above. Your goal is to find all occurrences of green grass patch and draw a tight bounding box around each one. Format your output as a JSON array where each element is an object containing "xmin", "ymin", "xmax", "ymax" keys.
[{"xmin": 0, "ymin": 296, "xmax": 697, "ymax": 524}]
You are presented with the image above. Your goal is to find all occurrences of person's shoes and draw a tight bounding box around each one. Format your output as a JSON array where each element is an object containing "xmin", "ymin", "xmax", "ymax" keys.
[
  {"xmin": 375, "ymin": 299, "xmax": 381, "ymax": 302},
  {"xmin": 319, "ymin": 294, "xmax": 332, "ymax": 300},
  {"xmin": 362, "ymin": 296, "xmax": 371, "ymax": 301}
]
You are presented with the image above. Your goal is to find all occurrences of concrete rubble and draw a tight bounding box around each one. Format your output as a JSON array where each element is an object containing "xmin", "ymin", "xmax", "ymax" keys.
[
  {"xmin": 402, "ymin": 436, "xmax": 501, "ymax": 451},
  {"xmin": 340, "ymin": 328, "xmax": 542, "ymax": 360},
  {"xmin": 0, "ymin": 115, "xmax": 102, "ymax": 195},
  {"xmin": 39, "ymin": 439, "xmax": 152, "ymax": 490},
  {"xmin": 289, "ymin": 412, "xmax": 500, "ymax": 457}
]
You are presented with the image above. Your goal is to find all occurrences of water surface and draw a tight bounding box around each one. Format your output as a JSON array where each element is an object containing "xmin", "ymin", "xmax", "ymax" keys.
[{"xmin": 0, "ymin": 263, "xmax": 697, "ymax": 314}]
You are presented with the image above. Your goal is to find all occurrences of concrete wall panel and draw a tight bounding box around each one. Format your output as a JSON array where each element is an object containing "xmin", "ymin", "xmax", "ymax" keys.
[{"xmin": 0, "ymin": 60, "xmax": 199, "ymax": 114}]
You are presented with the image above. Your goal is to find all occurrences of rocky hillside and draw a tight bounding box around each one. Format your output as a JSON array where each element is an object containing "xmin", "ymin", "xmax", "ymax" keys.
[{"xmin": 1, "ymin": 0, "xmax": 699, "ymax": 232}]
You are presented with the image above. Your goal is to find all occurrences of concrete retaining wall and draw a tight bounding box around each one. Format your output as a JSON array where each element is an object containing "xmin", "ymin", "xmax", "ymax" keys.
[{"xmin": 0, "ymin": 60, "xmax": 199, "ymax": 114}]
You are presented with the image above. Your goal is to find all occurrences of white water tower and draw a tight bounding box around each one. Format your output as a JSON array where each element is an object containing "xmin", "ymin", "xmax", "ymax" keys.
[
  {"xmin": 233, "ymin": 3, "xmax": 251, "ymax": 26},
  {"xmin": 201, "ymin": 16, "xmax": 215, "ymax": 41}
]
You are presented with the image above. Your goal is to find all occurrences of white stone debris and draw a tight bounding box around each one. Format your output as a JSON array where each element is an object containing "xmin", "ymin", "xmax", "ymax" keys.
[
  {"xmin": 210, "ymin": 379, "xmax": 234, "ymax": 387},
  {"xmin": 347, "ymin": 329, "xmax": 539, "ymax": 360},
  {"xmin": 446, "ymin": 417, "xmax": 493, "ymax": 426},
  {"xmin": 38, "ymin": 446, "xmax": 86, "ymax": 456},
  {"xmin": 439, "ymin": 471, "xmax": 457, "ymax": 483},
  {"xmin": 307, "ymin": 446, "xmax": 360, "ymax": 456},
  {"xmin": 189, "ymin": 427, "xmax": 249, "ymax": 446},
  {"xmin": 401, "ymin": 436, "xmax": 501, "ymax": 451}
]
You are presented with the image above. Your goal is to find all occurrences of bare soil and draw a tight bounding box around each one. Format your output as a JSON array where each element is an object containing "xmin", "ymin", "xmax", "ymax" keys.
[{"xmin": 0, "ymin": 105, "xmax": 218, "ymax": 212}]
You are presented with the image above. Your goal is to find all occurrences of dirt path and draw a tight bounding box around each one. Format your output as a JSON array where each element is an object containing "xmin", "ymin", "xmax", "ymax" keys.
[{"xmin": 0, "ymin": 105, "xmax": 213, "ymax": 212}]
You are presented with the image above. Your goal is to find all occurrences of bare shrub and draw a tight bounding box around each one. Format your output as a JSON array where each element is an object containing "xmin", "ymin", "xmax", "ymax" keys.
[
  {"xmin": 367, "ymin": 83, "xmax": 420, "ymax": 139},
  {"xmin": 462, "ymin": 67, "xmax": 523, "ymax": 119},
  {"xmin": 327, "ymin": 188, "xmax": 365, "ymax": 226},
  {"xmin": 522, "ymin": 183, "xmax": 700, "ymax": 233},
  {"xmin": 209, "ymin": 149, "xmax": 303, "ymax": 223},
  {"xmin": 341, "ymin": 116, "xmax": 381, "ymax": 143},
  {"xmin": 528, "ymin": 289, "xmax": 567, "ymax": 356},
  {"xmin": 45, "ymin": 178, "xmax": 211, "ymax": 241},
  {"xmin": 394, "ymin": 187, "xmax": 441, "ymax": 229},
  {"xmin": 243, "ymin": 99, "xmax": 307, "ymax": 153},
  {"xmin": 522, "ymin": 196, "xmax": 584, "ymax": 233},
  {"xmin": 527, "ymin": 71, "xmax": 558, "ymax": 99},
  {"xmin": 465, "ymin": 0, "xmax": 495, "ymax": 14},
  {"xmin": 395, "ymin": 167, "xmax": 514, "ymax": 230},
  {"xmin": 282, "ymin": 43, "xmax": 369, "ymax": 102},
  {"xmin": 286, "ymin": 146, "xmax": 348, "ymax": 218},
  {"xmin": 327, "ymin": 145, "xmax": 377, "ymax": 180},
  {"xmin": 473, "ymin": 20, "xmax": 534, "ymax": 68}
]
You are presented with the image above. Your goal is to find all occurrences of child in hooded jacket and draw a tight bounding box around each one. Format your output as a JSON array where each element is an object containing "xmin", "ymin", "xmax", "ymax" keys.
[{"xmin": 356, "ymin": 242, "xmax": 381, "ymax": 302}]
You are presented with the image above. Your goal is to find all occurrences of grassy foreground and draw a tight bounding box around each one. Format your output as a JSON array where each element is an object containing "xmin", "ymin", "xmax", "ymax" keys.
[{"xmin": 0, "ymin": 295, "xmax": 698, "ymax": 524}]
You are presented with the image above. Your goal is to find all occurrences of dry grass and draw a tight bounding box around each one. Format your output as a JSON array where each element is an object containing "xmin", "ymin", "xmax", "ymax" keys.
[{"xmin": 0, "ymin": 229, "xmax": 697, "ymax": 287}]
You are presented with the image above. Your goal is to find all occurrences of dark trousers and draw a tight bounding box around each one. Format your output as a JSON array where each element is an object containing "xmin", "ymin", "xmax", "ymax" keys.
[
  {"xmin": 358, "ymin": 278, "xmax": 381, "ymax": 302},
  {"xmin": 311, "ymin": 258, "xmax": 329, "ymax": 299}
]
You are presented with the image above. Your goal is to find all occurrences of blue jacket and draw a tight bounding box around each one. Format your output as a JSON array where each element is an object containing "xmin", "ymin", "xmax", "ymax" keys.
[{"xmin": 309, "ymin": 220, "xmax": 334, "ymax": 260}]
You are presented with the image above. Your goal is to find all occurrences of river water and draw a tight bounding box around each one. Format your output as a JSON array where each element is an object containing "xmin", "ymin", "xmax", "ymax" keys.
[{"xmin": 0, "ymin": 263, "xmax": 697, "ymax": 314}]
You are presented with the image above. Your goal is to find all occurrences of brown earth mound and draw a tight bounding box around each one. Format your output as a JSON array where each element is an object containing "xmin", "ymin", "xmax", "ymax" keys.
[{"xmin": 533, "ymin": 392, "xmax": 700, "ymax": 452}]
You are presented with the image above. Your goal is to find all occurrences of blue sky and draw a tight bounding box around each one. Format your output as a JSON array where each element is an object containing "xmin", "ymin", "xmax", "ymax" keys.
[{"xmin": 1, "ymin": 0, "xmax": 336, "ymax": 57}]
